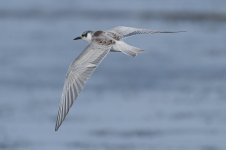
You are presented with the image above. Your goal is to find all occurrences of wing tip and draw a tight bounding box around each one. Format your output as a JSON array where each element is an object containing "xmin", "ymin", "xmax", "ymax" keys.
[
  {"xmin": 55, "ymin": 127, "xmax": 58, "ymax": 132},
  {"xmin": 55, "ymin": 110, "xmax": 63, "ymax": 132},
  {"xmin": 55, "ymin": 105, "xmax": 69, "ymax": 132},
  {"xmin": 55, "ymin": 125, "xmax": 59, "ymax": 131},
  {"xmin": 55, "ymin": 118, "xmax": 63, "ymax": 131},
  {"xmin": 162, "ymin": 30, "xmax": 187, "ymax": 33},
  {"xmin": 55, "ymin": 120, "xmax": 60, "ymax": 131}
]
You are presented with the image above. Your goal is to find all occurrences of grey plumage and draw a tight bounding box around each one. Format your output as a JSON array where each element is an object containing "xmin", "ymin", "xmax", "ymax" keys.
[
  {"xmin": 107, "ymin": 26, "xmax": 185, "ymax": 39},
  {"xmin": 55, "ymin": 26, "xmax": 184, "ymax": 131},
  {"xmin": 55, "ymin": 43, "xmax": 112, "ymax": 131}
]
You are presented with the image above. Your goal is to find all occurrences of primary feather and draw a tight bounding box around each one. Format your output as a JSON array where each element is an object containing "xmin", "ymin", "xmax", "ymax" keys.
[
  {"xmin": 107, "ymin": 26, "xmax": 185, "ymax": 39},
  {"xmin": 55, "ymin": 26, "xmax": 184, "ymax": 131},
  {"xmin": 55, "ymin": 42, "xmax": 112, "ymax": 131}
]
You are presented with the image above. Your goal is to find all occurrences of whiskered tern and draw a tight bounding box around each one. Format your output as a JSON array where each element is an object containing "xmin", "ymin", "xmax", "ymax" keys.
[{"xmin": 55, "ymin": 26, "xmax": 184, "ymax": 131}]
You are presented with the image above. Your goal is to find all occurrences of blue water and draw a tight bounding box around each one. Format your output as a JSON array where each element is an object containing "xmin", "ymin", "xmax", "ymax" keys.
[{"xmin": 1, "ymin": 0, "xmax": 226, "ymax": 150}]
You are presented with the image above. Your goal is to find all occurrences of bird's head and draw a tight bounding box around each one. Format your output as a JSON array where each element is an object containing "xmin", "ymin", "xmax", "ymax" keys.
[{"xmin": 73, "ymin": 30, "xmax": 93, "ymax": 42}]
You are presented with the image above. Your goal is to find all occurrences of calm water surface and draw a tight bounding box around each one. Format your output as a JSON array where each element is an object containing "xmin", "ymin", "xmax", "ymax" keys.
[{"xmin": 0, "ymin": 0, "xmax": 226, "ymax": 150}]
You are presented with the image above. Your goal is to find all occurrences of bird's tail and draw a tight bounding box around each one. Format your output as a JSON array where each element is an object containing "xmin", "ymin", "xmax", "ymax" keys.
[{"xmin": 112, "ymin": 41, "xmax": 144, "ymax": 57}]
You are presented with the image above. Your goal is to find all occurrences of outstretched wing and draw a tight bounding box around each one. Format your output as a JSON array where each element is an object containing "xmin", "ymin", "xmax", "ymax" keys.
[
  {"xmin": 107, "ymin": 26, "xmax": 185, "ymax": 39},
  {"xmin": 55, "ymin": 42, "xmax": 112, "ymax": 131}
]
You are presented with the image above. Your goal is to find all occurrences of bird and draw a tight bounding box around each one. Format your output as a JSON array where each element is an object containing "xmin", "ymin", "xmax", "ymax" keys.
[{"xmin": 55, "ymin": 26, "xmax": 184, "ymax": 131}]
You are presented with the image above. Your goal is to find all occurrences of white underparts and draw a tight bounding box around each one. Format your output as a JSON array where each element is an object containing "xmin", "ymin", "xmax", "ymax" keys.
[{"xmin": 83, "ymin": 33, "xmax": 92, "ymax": 42}]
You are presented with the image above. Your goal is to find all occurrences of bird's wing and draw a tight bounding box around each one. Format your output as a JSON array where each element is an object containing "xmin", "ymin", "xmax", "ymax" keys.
[
  {"xmin": 55, "ymin": 42, "xmax": 112, "ymax": 131},
  {"xmin": 107, "ymin": 26, "xmax": 185, "ymax": 39}
]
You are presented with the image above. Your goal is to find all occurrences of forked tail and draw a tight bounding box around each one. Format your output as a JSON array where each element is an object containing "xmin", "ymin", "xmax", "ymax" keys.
[{"xmin": 112, "ymin": 41, "xmax": 144, "ymax": 57}]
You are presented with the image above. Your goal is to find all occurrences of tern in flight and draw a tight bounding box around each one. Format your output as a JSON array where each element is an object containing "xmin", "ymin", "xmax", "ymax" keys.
[{"xmin": 55, "ymin": 26, "xmax": 184, "ymax": 131}]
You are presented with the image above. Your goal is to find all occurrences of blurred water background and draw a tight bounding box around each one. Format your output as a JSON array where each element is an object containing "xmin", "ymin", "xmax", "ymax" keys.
[{"xmin": 0, "ymin": 0, "xmax": 226, "ymax": 150}]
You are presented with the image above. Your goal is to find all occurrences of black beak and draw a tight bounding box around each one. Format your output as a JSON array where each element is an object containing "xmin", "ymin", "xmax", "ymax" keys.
[{"xmin": 73, "ymin": 36, "xmax": 81, "ymax": 40}]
